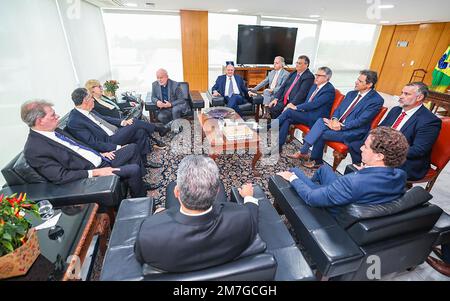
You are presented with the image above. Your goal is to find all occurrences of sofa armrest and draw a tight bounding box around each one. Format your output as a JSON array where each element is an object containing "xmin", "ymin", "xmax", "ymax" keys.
[
  {"xmin": 344, "ymin": 164, "xmax": 358, "ymax": 175},
  {"xmin": 0, "ymin": 175, "xmax": 122, "ymax": 208}
]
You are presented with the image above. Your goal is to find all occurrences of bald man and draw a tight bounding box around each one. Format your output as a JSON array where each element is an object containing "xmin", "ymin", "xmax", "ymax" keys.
[{"xmin": 151, "ymin": 68, "xmax": 190, "ymax": 124}]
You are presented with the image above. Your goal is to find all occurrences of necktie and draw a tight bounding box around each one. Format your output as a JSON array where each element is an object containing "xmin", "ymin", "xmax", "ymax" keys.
[
  {"xmin": 308, "ymin": 87, "xmax": 320, "ymax": 102},
  {"xmin": 392, "ymin": 112, "xmax": 407, "ymax": 129},
  {"xmin": 339, "ymin": 94, "xmax": 362, "ymax": 123},
  {"xmin": 270, "ymin": 71, "xmax": 279, "ymax": 90},
  {"xmin": 227, "ymin": 77, "xmax": 233, "ymax": 97},
  {"xmin": 90, "ymin": 113, "xmax": 118, "ymax": 133},
  {"xmin": 283, "ymin": 73, "xmax": 301, "ymax": 105},
  {"xmin": 54, "ymin": 132, "xmax": 111, "ymax": 163}
]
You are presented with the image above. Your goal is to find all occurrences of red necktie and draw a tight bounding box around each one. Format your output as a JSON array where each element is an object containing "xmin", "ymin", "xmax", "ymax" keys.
[
  {"xmin": 308, "ymin": 87, "xmax": 320, "ymax": 102},
  {"xmin": 339, "ymin": 94, "xmax": 362, "ymax": 122},
  {"xmin": 283, "ymin": 73, "xmax": 301, "ymax": 105},
  {"xmin": 392, "ymin": 112, "xmax": 407, "ymax": 129}
]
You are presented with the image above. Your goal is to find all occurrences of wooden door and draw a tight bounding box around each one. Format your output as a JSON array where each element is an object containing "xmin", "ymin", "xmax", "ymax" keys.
[{"xmin": 377, "ymin": 25, "xmax": 419, "ymax": 95}]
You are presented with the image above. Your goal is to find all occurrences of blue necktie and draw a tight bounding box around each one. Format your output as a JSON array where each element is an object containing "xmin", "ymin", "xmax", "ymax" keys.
[
  {"xmin": 228, "ymin": 77, "xmax": 233, "ymax": 97},
  {"xmin": 54, "ymin": 132, "xmax": 111, "ymax": 163}
]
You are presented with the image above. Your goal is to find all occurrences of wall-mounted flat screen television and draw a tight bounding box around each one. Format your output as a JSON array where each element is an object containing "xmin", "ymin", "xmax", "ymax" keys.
[{"xmin": 236, "ymin": 24, "xmax": 298, "ymax": 65}]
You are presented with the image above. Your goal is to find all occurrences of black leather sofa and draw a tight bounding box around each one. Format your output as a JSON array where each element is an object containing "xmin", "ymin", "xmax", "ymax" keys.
[
  {"xmin": 144, "ymin": 82, "xmax": 205, "ymax": 121},
  {"xmin": 1, "ymin": 115, "xmax": 123, "ymax": 208},
  {"xmin": 268, "ymin": 166, "xmax": 444, "ymax": 280},
  {"xmin": 100, "ymin": 185, "xmax": 315, "ymax": 281},
  {"xmin": 206, "ymin": 90, "xmax": 263, "ymax": 121}
]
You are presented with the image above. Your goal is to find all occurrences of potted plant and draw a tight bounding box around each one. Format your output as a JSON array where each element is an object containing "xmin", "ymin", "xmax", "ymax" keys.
[
  {"xmin": 0, "ymin": 193, "xmax": 40, "ymax": 279},
  {"xmin": 103, "ymin": 80, "xmax": 120, "ymax": 98}
]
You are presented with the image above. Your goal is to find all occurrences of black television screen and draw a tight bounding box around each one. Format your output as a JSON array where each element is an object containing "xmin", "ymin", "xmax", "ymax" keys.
[{"xmin": 236, "ymin": 24, "xmax": 298, "ymax": 65}]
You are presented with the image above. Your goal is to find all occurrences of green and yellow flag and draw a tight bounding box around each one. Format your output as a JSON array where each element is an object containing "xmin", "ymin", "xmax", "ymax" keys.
[{"xmin": 431, "ymin": 45, "xmax": 450, "ymax": 93}]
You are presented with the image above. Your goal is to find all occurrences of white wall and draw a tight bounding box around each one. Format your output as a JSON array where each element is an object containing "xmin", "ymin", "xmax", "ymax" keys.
[{"xmin": 0, "ymin": 0, "xmax": 111, "ymax": 186}]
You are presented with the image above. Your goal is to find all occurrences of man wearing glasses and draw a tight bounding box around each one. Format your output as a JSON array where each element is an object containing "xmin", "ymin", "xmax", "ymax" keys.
[
  {"xmin": 274, "ymin": 66, "xmax": 335, "ymax": 151},
  {"xmin": 267, "ymin": 55, "xmax": 315, "ymax": 119}
]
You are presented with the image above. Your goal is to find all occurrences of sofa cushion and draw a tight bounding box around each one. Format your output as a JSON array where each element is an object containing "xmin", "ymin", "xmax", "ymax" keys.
[
  {"xmin": 336, "ymin": 186, "xmax": 433, "ymax": 229},
  {"xmin": 13, "ymin": 153, "xmax": 47, "ymax": 184}
]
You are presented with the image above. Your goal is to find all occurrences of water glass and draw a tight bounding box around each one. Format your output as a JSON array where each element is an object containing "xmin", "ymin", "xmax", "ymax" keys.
[{"xmin": 37, "ymin": 200, "xmax": 54, "ymax": 221}]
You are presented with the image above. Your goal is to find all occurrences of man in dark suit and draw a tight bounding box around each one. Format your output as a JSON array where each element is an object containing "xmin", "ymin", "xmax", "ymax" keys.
[
  {"xmin": 268, "ymin": 55, "xmax": 315, "ymax": 119},
  {"xmin": 352, "ymin": 82, "xmax": 442, "ymax": 180},
  {"xmin": 134, "ymin": 155, "xmax": 259, "ymax": 272},
  {"xmin": 211, "ymin": 63, "xmax": 249, "ymax": 116},
  {"xmin": 20, "ymin": 100, "xmax": 147, "ymax": 197},
  {"xmin": 151, "ymin": 68, "xmax": 190, "ymax": 124},
  {"xmin": 288, "ymin": 70, "xmax": 384, "ymax": 168},
  {"xmin": 274, "ymin": 66, "xmax": 335, "ymax": 150},
  {"xmin": 278, "ymin": 126, "xmax": 409, "ymax": 216},
  {"xmin": 67, "ymin": 88, "xmax": 162, "ymax": 169}
]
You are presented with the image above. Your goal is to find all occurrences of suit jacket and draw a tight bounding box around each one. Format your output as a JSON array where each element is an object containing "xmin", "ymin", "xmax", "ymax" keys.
[
  {"xmin": 295, "ymin": 82, "xmax": 335, "ymax": 126},
  {"xmin": 379, "ymin": 105, "xmax": 442, "ymax": 180},
  {"xmin": 274, "ymin": 69, "xmax": 315, "ymax": 105},
  {"xmin": 252, "ymin": 68, "xmax": 290, "ymax": 95},
  {"xmin": 66, "ymin": 109, "xmax": 123, "ymax": 152},
  {"xmin": 332, "ymin": 89, "xmax": 384, "ymax": 143},
  {"xmin": 134, "ymin": 201, "xmax": 259, "ymax": 272},
  {"xmin": 291, "ymin": 166, "xmax": 406, "ymax": 213},
  {"xmin": 23, "ymin": 129, "xmax": 95, "ymax": 184},
  {"xmin": 211, "ymin": 74, "xmax": 249, "ymax": 99},
  {"xmin": 151, "ymin": 79, "xmax": 188, "ymax": 112}
]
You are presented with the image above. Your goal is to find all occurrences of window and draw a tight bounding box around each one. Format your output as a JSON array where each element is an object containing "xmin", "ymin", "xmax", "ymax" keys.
[
  {"xmin": 316, "ymin": 21, "xmax": 378, "ymax": 93},
  {"xmin": 103, "ymin": 11, "xmax": 183, "ymax": 95}
]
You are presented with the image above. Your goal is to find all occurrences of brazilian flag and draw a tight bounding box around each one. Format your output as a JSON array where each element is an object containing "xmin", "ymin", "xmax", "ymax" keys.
[{"xmin": 431, "ymin": 45, "xmax": 450, "ymax": 93}]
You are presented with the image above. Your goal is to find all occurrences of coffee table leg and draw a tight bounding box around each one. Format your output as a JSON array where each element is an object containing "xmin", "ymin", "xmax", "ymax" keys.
[{"xmin": 252, "ymin": 150, "xmax": 262, "ymax": 177}]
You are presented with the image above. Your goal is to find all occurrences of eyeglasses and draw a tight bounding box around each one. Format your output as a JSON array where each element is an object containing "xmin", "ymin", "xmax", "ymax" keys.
[{"xmin": 315, "ymin": 74, "xmax": 327, "ymax": 77}]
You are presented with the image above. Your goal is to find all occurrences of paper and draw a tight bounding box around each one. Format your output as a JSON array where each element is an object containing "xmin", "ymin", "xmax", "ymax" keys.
[{"xmin": 35, "ymin": 212, "xmax": 62, "ymax": 230}]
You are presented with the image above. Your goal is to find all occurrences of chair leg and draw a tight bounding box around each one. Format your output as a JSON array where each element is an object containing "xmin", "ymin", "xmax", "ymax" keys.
[
  {"xmin": 332, "ymin": 150, "xmax": 347, "ymax": 171},
  {"xmin": 255, "ymin": 104, "xmax": 260, "ymax": 122},
  {"xmin": 287, "ymin": 126, "xmax": 295, "ymax": 143}
]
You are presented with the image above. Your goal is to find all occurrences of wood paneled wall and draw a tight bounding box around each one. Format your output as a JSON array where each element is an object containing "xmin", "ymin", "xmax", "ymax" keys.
[
  {"xmin": 180, "ymin": 10, "xmax": 208, "ymax": 91},
  {"xmin": 370, "ymin": 22, "xmax": 450, "ymax": 95}
]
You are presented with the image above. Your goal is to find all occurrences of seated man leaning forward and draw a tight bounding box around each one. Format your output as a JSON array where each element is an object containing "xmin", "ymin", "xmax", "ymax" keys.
[
  {"xmin": 21, "ymin": 100, "xmax": 147, "ymax": 197},
  {"xmin": 277, "ymin": 126, "xmax": 409, "ymax": 216},
  {"xmin": 134, "ymin": 155, "xmax": 259, "ymax": 272}
]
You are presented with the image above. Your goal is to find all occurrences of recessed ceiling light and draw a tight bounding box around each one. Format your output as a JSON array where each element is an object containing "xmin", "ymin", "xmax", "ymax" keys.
[
  {"xmin": 380, "ymin": 20, "xmax": 390, "ymax": 24},
  {"xmin": 378, "ymin": 4, "xmax": 394, "ymax": 9},
  {"xmin": 227, "ymin": 9, "xmax": 239, "ymax": 12},
  {"xmin": 124, "ymin": 2, "xmax": 138, "ymax": 7},
  {"xmin": 309, "ymin": 15, "xmax": 321, "ymax": 18}
]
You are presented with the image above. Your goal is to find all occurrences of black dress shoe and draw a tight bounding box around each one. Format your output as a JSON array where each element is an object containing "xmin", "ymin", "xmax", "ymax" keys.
[
  {"xmin": 152, "ymin": 138, "xmax": 167, "ymax": 149},
  {"xmin": 155, "ymin": 123, "xmax": 171, "ymax": 137},
  {"xmin": 144, "ymin": 182, "xmax": 162, "ymax": 190},
  {"xmin": 144, "ymin": 160, "xmax": 163, "ymax": 168}
]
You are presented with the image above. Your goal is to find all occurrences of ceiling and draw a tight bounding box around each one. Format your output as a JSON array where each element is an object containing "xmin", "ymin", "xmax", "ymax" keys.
[{"xmin": 86, "ymin": 0, "xmax": 450, "ymax": 24}]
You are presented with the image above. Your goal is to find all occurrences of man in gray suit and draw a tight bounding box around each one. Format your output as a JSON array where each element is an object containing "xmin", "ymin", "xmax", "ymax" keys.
[
  {"xmin": 151, "ymin": 68, "xmax": 190, "ymax": 124},
  {"xmin": 248, "ymin": 56, "xmax": 290, "ymax": 118}
]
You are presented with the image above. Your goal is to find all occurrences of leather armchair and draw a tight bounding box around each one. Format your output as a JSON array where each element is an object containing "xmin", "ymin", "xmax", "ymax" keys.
[
  {"xmin": 206, "ymin": 89, "xmax": 264, "ymax": 121},
  {"xmin": 100, "ymin": 196, "xmax": 278, "ymax": 281},
  {"xmin": 268, "ymin": 166, "xmax": 444, "ymax": 280},
  {"xmin": 1, "ymin": 115, "xmax": 124, "ymax": 209},
  {"xmin": 144, "ymin": 82, "xmax": 204, "ymax": 121}
]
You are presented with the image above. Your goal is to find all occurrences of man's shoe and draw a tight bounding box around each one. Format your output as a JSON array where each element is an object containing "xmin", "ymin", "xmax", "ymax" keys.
[
  {"xmin": 155, "ymin": 123, "xmax": 171, "ymax": 137},
  {"xmin": 152, "ymin": 139, "xmax": 167, "ymax": 150},
  {"xmin": 287, "ymin": 152, "xmax": 310, "ymax": 161},
  {"xmin": 432, "ymin": 246, "xmax": 444, "ymax": 260},
  {"xmin": 426, "ymin": 255, "xmax": 450, "ymax": 277},
  {"xmin": 303, "ymin": 160, "xmax": 323, "ymax": 169},
  {"xmin": 144, "ymin": 182, "xmax": 162, "ymax": 191},
  {"xmin": 144, "ymin": 160, "xmax": 163, "ymax": 168}
]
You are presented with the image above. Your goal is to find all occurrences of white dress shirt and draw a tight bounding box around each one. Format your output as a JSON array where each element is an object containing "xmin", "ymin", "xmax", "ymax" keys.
[
  {"xmin": 179, "ymin": 196, "xmax": 259, "ymax": 216},
  {"xmin": 394, "ymin": 104, "xmax": 422, "ymax": 131},
  {"xmin": 32, "ymin": 129, "xmax": 102, "ymax": 178},
  {"xmin": 224, "ymin": 76, "xmax": 241, "ymax": 96}
]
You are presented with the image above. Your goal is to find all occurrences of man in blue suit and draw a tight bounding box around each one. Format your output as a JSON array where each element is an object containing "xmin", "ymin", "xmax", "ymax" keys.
[
  {"xmin": 277, "ymin": 126, "xmax": 409, "ymax": 216},
  {"xmin": 288, "ymin": 70, "xmax": 384, "ymax": 168},
  {"xmin": 67, "ymin": 88, "xmax": 161, "ymax": 169},
  {"xmin": 211, "ymin": 63, "xmax": 249, "ymax": 116},
  {"xmin": 352, "ymin": 82, "xmax": 442, "ymax": 181},
  {"xmin": 274, "ymin": 66, "xmax": 335, "ymax": 150},
  {"xmin": 268, "ymin": 55, "xmax": 315, "ymax": 119}
]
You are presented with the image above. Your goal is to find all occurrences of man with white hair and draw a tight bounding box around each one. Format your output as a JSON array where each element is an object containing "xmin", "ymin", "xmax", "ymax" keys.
[
  {"xmin": 134, "ymin": 155, "xmax": 260, "ymax": 272},
  {"xmin": 151, "ymin": 68, "xmax": 190, "ymax": 125}
]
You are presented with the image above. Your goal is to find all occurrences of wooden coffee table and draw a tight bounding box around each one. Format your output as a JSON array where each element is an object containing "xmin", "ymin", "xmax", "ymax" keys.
[{"xmin": 197, "ymin": 109, "xmax": 262, "ymax": 176}]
